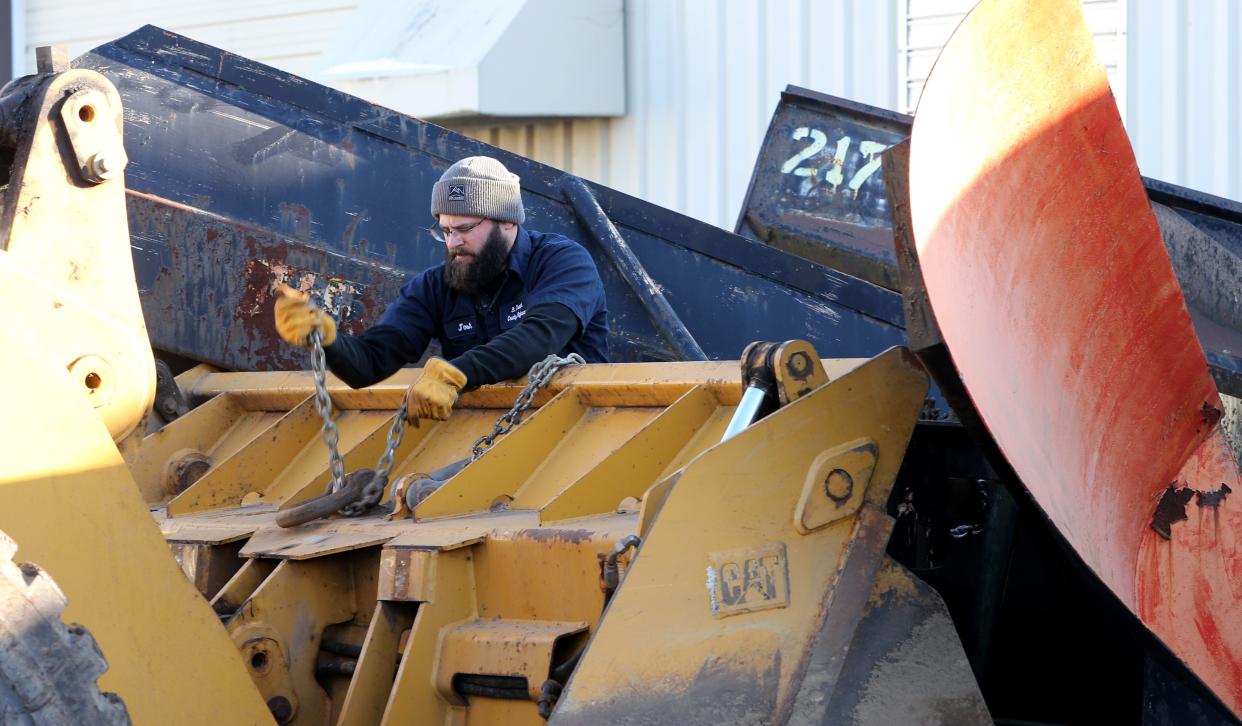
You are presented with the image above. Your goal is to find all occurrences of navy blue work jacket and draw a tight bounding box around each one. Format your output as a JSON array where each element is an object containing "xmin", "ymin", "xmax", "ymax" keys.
[{"xmin": 377, "ymin": 227, "xmax": 609, "ymax": 363}]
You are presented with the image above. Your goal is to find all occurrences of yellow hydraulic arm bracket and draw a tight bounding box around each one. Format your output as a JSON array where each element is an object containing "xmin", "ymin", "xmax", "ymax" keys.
[
  {"xmin": 0, "ymin": 49, "xmax": 153, "ymax": 441},
  {"xmin": 0, "ymin": 51, "xmax": 273, "ymax": 723},
  {"xmin": 0, "ymin": 51, "xmax": 153, "ymax": 444},
  {"xmin": 723, "ymin": 339, "xmax": 830, "ymax": 441}
]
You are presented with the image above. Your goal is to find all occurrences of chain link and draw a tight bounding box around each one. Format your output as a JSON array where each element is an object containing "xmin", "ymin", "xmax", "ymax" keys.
[
  {"xmin": 471, "ymin": 353, "xmax": 585, "ymax": 461},
  {"xmin": 309, "ymin": 329, "xmax": 346, "ymax": 495}
]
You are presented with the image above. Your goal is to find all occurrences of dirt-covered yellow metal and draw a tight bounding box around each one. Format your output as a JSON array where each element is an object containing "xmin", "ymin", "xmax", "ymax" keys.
[{"xmin": 0, "ymin": 38, "xmax": 994, "ymax": 726}]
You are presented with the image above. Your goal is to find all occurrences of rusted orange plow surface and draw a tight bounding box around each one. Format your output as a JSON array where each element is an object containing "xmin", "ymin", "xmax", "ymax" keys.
[{"xmin": 909, "ymin": 0, "xmax": 1242, "ymax": 716}]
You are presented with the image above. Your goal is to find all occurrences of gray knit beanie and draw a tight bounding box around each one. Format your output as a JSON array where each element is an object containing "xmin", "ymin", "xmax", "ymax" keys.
[{"xmin": 430, "ymin": 156, "xmax": 525, "ymax": 224}]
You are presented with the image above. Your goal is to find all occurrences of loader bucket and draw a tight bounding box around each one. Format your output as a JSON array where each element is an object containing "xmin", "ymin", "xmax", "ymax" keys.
[{"xmin": 907, "ymin": 0, "xmax": 1242, "ymax": 716}]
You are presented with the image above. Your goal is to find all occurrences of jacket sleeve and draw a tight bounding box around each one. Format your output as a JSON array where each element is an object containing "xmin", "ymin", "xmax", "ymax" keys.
[
  {"xmin": 323, "ymin": 324, "xmax": 426, "ymax": 389},
  {"xmin": 524, "ymin": 243, "xmax": 606, "ymax": 332},
  {"xmin": 448, "ymin": 302, "xmax": 579, "ymax": 391}
]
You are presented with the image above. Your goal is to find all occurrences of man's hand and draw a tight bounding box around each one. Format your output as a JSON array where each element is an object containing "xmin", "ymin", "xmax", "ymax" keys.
[
  {"xmin": 274, "ymin": 284, "xmax": 337, "ymax": 348},
  {"xmin": 405, "ymin": 358, "xmax": 467, "ymax": 422}
]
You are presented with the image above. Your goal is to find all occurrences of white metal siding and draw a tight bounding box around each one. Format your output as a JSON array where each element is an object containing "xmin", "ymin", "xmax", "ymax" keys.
[
  {"xmin": 1126, "ymin": 0, "xmax": 1242, "ymax": 203},
  {"xmin": 23, "ymin": 0, "xmax": 357, "ymax": 78},
  {"xmin": 24, "ymin": 0, "xmax": 1237, "ymax": 226},
  {"xmin": 900, "ymin": 0, "xmax": 1124, "ymax": 115},
  {"xmin": 446, "ymin": 0, "xmax": 900, "ymax": 230}
]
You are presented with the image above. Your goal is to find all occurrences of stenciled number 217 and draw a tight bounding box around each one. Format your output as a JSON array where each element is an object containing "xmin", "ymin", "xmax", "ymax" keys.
[{"xmin": 779, "ymin": 127, "xmax": 888, "ymax": 198}]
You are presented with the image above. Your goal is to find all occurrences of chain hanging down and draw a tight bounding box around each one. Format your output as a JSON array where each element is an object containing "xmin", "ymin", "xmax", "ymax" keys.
[{"xmin": 308, "ymin": 329, "xmax": 407, "ymax": 516}]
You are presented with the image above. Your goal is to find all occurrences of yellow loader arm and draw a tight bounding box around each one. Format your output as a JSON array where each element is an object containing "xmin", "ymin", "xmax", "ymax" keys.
[{"xmin": 0, "ymin": 50, "xmax": 272, "ymax": 723}]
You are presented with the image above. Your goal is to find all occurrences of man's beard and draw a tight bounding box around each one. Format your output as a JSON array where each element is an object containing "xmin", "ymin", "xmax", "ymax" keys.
[{"xmin": 445, "ymin": 224, "xmax": 510, "ymax": 294}]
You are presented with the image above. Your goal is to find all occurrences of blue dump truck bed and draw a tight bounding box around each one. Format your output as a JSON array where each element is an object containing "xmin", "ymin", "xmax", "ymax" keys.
[{"xmin": 76, "ymin": 27, "xmax": 905, "ymax": 373}]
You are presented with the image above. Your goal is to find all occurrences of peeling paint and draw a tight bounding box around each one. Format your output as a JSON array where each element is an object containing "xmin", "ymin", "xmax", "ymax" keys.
[{"xmin": 1195, "ymin": 483, "xmax": 1232, "ymax": 509}]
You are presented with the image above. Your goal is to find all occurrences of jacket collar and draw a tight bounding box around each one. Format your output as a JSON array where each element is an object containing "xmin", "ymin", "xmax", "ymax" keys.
[{"xmin": 506, "ymin": 226, "xmax": 532, "ymax": 285}]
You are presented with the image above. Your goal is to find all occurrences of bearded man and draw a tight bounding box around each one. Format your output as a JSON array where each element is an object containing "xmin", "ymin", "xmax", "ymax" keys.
[{"xmin": 274, "ymin": 155, "xmax": 609, "ymax": 422}]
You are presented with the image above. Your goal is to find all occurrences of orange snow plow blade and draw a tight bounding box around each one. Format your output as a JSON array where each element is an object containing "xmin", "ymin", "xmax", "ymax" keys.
[{"xmin": 908, "ymin": 0, "xmax": 1242, "ymax": 717}]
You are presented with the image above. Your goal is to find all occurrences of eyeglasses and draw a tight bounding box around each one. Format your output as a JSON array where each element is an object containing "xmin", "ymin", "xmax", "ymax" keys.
[{"xmin": 430, "ymin": 219, "xmax": 487, "ymax": 242}]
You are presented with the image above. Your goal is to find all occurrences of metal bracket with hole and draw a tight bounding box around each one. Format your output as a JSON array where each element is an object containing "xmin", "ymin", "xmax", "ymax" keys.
[
  {"xmin": 793, "ymin": 438, "xmax": 878, "ymax": 533},
  {"xmin": 59, "ymin": 88, "xmax": 128, "ymax": 184}
]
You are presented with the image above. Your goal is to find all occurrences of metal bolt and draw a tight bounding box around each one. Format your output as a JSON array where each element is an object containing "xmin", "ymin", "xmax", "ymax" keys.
[
  {"xmin": 165, "ymin": 449, "xmax": 212, "ymax": 494},
  {"xmin": 266, "ymin": 696, "xmax": 293, "ymax": 724},
  {"xmin": 89, "ymin": 152, "xmax": 121, "ymax": 180},
  {"xmin": 785, "ymin": 350, "xmax": 813, "ymax": 379}
]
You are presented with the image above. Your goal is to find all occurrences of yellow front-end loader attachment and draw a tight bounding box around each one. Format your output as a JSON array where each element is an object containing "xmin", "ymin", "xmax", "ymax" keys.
[
  {"xmin": 137, "ymin": 345, "xmax": 988, "ymax": 724},
  {"xmin": 0, "ymin": 50, "xmax": 987, "ymax": 726}
]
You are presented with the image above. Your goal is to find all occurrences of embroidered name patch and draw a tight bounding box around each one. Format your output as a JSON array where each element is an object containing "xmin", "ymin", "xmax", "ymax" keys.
[{"xmin": 447, "ymin": 184, "xmax": 466, "ymax": 201}]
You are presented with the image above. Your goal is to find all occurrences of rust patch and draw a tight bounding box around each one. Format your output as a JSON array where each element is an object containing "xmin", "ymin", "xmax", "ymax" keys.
[
  {"xmin": 1195, "ymin": 483, "xmax": 1232, "ymax": 508},
  {"xmin": 277, "ymin": 202, "xmax": 312, "ymax": 241},
  {"xmin": 127, "ymin": 192, "xmax": 406, "ymax": 371},
  {"xmin": 237, "ymin": 258, "xmax": 280, "ymax": 318},
  {"xmin": 1150, "ymin": 484, "xmax": 1195, "ymax": 540},
  {"xmin": 342, "ymin": 210, "xmax": 369, "ymax": 255},
  {"xmin": 1201, "ymin": 401, "xmax": 1224, "ymax": 429},
  {"xmin": 1151, "ymin": 480, "xmax": 1233, "ymax": 539},
  {"xmin": 516, "ymin": 528, "xmax": 594, "ymax": 545}
]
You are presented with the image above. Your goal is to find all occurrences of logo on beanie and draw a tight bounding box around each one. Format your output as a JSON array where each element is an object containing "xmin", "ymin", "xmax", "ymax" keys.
[{"xmin": 448, "ymin": 184, "xmax": 466, "ymax": 201}]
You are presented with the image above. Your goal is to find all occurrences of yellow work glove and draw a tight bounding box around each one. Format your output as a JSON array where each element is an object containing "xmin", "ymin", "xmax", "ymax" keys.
[
  {"xmin": 274, "ymin": 284, "xmax": 336, "ymax": 348},
  {"xmin": 404, "ymin": 358, "xmax": 467, "ymax": 423}
]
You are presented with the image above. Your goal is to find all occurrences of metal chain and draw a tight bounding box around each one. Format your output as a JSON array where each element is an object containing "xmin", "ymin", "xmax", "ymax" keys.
[
  {"xmin": 373, "ymin": 402, "xmax": 408, "ymax": 485},
  {"xmin": 471, "ymin": 353, "xmax": 586, "ymax": 461},
  {"xmin": 310, "ymin": 325, "xmax": 582, "ymax": 515},
  {"xmin": 309, "ymin": 328, "xmax": 408, "ymax": 516},
  {"xmin": 309, "ymin": 329, "xmax": 346, "ymax": 494}
]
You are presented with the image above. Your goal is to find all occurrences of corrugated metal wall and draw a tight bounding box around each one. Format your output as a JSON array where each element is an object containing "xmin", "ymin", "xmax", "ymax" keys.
[
  {"xmin": 446, "ymin": 0, "xmax": 900, "ymax": 231},
  {"xmin": 900, "ymin": 0, "xmax": 1125, "ymax": 114},
  {"xmin": 1127, "ymin": 0, "xmax": 1242, "ymax": 203},
  {"xmin": 20, "ymin": 0, "xmax": 1242, "ymax": 220},
  {"xmin": 22, "ymin": 0, "xmax": 357, "ymax": 77}
]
